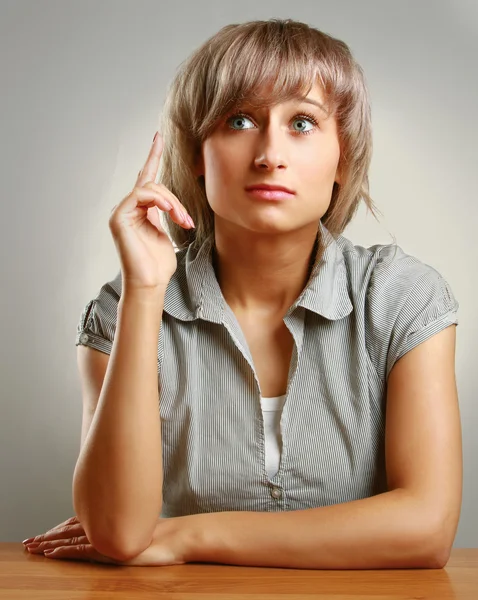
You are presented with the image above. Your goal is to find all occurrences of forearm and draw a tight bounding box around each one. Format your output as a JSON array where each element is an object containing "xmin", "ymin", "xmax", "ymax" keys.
[
  {"xmin": 192, "ymin": 489, "xmax": 445, "ymax": 569},
  {"xmin": 73, "ymin": 288, "xmax": 165, "ymax": 558}
]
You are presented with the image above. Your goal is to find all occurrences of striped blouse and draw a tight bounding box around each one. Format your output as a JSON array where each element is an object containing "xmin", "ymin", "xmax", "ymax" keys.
[{"xmin": 75, "ymin": 221, "xmax": 459, "ymax": 517}]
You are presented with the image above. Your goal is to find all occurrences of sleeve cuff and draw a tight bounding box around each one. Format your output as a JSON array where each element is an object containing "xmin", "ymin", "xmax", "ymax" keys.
[{"xmin": 75, "ymin": 329, "xmax": 112, "ymax": 355}]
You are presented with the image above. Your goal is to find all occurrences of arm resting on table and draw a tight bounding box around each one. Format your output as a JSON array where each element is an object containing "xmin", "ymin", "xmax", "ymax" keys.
[
  {"xmin": 73, "ymin": 289, "xmax": 165, "ymax": 562},
  {"xmin": 191, "ymin": 326, "xmax": 462, "ymax": 569}
]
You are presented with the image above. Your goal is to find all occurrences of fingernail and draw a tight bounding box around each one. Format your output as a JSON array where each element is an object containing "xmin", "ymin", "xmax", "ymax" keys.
[
  {"xmin": 153, "ymin": 131, "xmax": 158, "ymax": 143},
  {"xmin": 187, "ymin": 216, "xmax": 195, "ymax": 228},
  {"xmin": 23, "ymin": 538, "xmax": 34, "ymax": 545}
]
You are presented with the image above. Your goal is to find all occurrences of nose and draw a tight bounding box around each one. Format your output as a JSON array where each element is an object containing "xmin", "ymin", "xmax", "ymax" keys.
[{"xmin": 253, "ymin": 126, "xmax": 288, "ymax": 171}]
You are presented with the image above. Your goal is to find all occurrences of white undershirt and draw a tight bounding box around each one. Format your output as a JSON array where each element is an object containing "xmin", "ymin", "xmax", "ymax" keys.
[{"xmin": 259, "ymin": 394, "xmax": 287, "ymax": 479}]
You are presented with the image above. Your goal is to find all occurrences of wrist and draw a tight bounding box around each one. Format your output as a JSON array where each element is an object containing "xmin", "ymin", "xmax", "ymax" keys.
[
  {"xmin": 180, "ymin": 514, "xmax": 211, "ymax": 564},
  {"xmin": 120, "ymin": 286, "xmax": 167, "ymax": 308}
]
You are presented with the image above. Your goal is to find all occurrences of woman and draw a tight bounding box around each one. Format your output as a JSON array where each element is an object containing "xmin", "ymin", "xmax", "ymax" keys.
[{"xmin": 23, "ymin": 19, "xmax": 462, "ymax": 569}]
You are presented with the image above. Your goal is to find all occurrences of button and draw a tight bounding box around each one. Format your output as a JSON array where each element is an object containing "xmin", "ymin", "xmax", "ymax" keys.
[
  {"xmin": 79, "ymin": 333, "xmax": 89, "ymax": 344},
  {"xmin": 270, "ymin": 486, "xmax": 282, "ymax": 500}
]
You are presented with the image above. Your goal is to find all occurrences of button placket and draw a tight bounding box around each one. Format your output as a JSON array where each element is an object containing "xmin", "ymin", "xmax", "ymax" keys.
[{"xmin": 270, "ymin": 485, "xmax": 283, "ymax": 500}]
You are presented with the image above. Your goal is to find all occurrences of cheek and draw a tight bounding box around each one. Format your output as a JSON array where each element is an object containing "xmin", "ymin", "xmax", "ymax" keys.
[
  {"xmin": 202, "ymin": 153, "xmax": 229, "ymax": 212},
  {"xmin": 300, "ymin": 143, "xmax": 339, "ymax": 181},
  {"xmin": 204, "ymin": 144, "xmax": 242, "ymax": 191}
]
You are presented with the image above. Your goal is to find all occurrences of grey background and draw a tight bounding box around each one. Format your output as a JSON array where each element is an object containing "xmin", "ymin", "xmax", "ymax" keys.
[{"xmin": 1, "ymin": 0, "xmax": 476, "ymax": 546}]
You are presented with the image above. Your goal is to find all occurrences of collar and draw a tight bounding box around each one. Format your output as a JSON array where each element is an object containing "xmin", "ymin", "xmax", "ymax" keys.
[{"xmin": 163, "ymin": 221, "xmax": 353, "ymax": 323}]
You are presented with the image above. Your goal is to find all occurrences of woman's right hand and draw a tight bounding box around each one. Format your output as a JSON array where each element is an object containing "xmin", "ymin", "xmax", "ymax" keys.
[
  {"xmin": 23, "ymin": 516, "xmax": 121, "ymax": 563},
  {"xmin": 23, "ymin": 516, "xmax": 87, "ymax": 556},
  {"xmin": 109, "ymin": 132, "xmax": 195, "ymax": 294}
]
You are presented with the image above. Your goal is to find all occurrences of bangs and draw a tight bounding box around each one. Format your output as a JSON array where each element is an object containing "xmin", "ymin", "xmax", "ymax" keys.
[{"xmin": 196, "ymin": 21, "xmax": 337, "ymax": 139}]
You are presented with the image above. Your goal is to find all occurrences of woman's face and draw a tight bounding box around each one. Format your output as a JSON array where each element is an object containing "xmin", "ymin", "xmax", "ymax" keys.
[{"xmin": 196, "ymin": 82, "xmax": 341, "ymax": 236}]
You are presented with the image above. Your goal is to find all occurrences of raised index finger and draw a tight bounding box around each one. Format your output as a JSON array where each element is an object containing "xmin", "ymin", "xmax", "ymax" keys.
[{"xmin": 136, "ymin": 132, "xmax": 163, "ymax": 188}]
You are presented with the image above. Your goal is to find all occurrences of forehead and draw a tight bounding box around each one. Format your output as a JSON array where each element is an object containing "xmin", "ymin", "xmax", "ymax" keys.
[
  {"xmin": 237, "ymin": 80, "xmax": 330, "ymax": 114},
  {"xmin": 252, "ymin": 80, "xmax": 324, "ymax": 98}
]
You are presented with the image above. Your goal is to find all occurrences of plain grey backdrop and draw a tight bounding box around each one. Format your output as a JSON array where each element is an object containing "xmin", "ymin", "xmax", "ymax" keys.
[{"xmin": 1, "ymin": 1, "xmax": 476, "ymax": 546}]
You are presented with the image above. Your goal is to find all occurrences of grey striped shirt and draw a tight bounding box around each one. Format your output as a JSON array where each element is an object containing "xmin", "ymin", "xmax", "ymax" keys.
[{"xmin": 76, "ymin": 221, "xmax": 459, "ymax": 517}]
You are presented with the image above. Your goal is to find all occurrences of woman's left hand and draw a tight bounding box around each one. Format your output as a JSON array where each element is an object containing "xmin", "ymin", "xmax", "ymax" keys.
[{"xmin": 24, "ymin": 516, "xmax": 196, "ymax": 566}]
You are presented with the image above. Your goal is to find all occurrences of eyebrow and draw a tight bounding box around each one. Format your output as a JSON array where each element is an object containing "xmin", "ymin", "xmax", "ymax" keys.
[
  {"xmin": 231, "ymin": 95, "xmax": 331, "ymax": 118},
  {"xmin": 296, "ymin": 96, "xmax": 330, "ymax": 115}
]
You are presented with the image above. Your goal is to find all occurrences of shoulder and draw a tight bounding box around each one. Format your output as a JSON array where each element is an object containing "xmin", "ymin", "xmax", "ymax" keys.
[
  {"xmin": 336, "ymin": 235, "xmax": 455, "ymax": 308},
  {"xmin": 359, "ymin": 240, "xmax": 458, "ymax": 332},
  {"xmin": 366, "ymin": 243, "xmax": 457, "ymax": 319},
  {"xmin": 337, "ymin": 235, "xmax": 459, "ymax": 381}
]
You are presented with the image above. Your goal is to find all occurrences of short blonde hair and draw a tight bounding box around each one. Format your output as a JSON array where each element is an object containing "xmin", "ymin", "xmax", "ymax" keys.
[{"xmin": 159, "ymin": 18, "xmax": 381, "ymax": 264}]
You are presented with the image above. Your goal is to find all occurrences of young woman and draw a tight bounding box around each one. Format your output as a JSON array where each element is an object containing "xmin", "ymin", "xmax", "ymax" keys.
[{"xmin": 24, "ymin": 19, "xmax": 462, "ymax": 569}]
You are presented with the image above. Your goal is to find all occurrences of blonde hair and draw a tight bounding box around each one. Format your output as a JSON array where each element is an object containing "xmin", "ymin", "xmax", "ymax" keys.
[{"xmin": 158, "ymin": 18, "xmax": 382, "ymax": 265}]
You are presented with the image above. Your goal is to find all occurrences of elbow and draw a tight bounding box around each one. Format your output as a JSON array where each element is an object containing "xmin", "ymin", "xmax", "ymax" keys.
[
  {"xmin": 428, "ymin": 547, "xmax": 451, "ymax": 570},
  {"xmin": 72, "ymin": 472, "xmax": 156, "ymax": 562},
  {"xmin": 76, "ymin": 512, "xmax": 154, "ymax": 563},
  {"xmin": 81, "ymin": 517, "xmax": 153, "ymax": 562},
  {"xmin": 73, "ymin": 492, "xmax": 153, "ymax": 563},
  {"xmin": 88, "ymin": 532, "xmax": 150, "ymax": 563},
  {"xmin": 424, "ymin": 506, "xmax": 459, "ymax": 569},
  {"xmin": 416, "ymin": 519, "xmax": 455, "ymax": 569},
  {"xmin": 84, "ymin": 519, "xmax": 155, "ymax": 561},
  {"xmin": 400, "ymin": 491, "xmax": 459, "ymax": 569},
  {"xmin": 393, "ymin": 505, "xmax": 453, "ymax": 569},
  {"xmin": 422, "ymin": 540, "xmax": 452, "ymax": 570},
  {"xmin": 426, "ymin": 531, "xmax": 454, "ymax": 570}
]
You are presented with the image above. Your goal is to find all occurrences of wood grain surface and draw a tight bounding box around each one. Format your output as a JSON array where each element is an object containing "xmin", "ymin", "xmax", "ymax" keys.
[{"xmin": 0, "ymin": 544, "xmax": 477, "ymax": 599}]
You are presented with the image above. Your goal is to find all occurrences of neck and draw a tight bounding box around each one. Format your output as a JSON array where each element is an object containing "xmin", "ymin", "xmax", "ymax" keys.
[{"xmin": 212, "ymin": 222, "xmax": 320, "ymax": 317}]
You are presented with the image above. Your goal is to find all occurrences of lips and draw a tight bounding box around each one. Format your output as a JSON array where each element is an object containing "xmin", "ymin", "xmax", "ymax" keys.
[
  {"xmin": 245, "ymin": 184, "xmax": 295, "ymax": 194},
  {"xmin": 245, "ymin": 185, "xmax": 296, "ymax": 202}
]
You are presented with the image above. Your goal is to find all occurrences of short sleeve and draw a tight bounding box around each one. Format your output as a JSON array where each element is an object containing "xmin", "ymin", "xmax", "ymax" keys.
[
  {"xmin": 75, "ymin": 271, "xmax": 122, "ymax": 355},
  {"xmin": 366, "ymin": 245, "xmax": 459, "ymax": 383}
]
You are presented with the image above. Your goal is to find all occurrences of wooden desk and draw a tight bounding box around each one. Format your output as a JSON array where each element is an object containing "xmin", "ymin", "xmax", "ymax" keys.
[{"xmin": 1, "ymin": 544, "xmax": 477, "ymax": 599}]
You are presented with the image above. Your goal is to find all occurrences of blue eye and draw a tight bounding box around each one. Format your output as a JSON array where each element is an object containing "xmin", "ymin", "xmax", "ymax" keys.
[
  {"xmin": 292, "ymin": 117, "xmax": 314, "ymax": 133},
  {"xmin": 226, "ymin": 111, "xmax": 319, "ymax": 135},
  {"xmin": 228, "ymin": 114, "xmax": 254, "ymax": 130}
]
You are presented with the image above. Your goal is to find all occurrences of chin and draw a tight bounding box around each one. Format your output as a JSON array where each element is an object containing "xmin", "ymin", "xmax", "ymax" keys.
[{"xmin": 241, "ymin": 218, "xmax": 306, "ymax": 236}]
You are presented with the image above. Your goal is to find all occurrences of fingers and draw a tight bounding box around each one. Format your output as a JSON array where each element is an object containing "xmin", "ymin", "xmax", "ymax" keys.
[
  {"xmin": 24, "ymin": 523, "xmax": 85, "ymax": 546},
  {"xmin": 26, "ymin": 534, "xmax": 90, "ymax": 555},
  {"xmin": 111, "ymin": 184, "xmax": 195, "ymax": 230},
  {"xmin": 110, "ymin": 132, "xmax": 196, "ymax": 232},
  {"xmin": 146, "ymin": 206, "xmax": 162, "ymax": 230},
  {"xmin": 132, "ymin": 132, "xmax": 195, "ymax": 228},
  {"xmin": 44, "ymin": 543, "xmax": 118, "ymax": 564},
  {"xmin": 136, "ymin": 132, "xmax": 163, "ymax": 188},
  {"xmin": 138, "ymin": 183, "xmax": 195, "ymax": 228},
  {"xmin": 47, "ymin": 516, "xmax": 79, "ymax": 533},
  {"xmin": 23, "ymin": 516, "xmax": 80, "ymax": 545}
]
